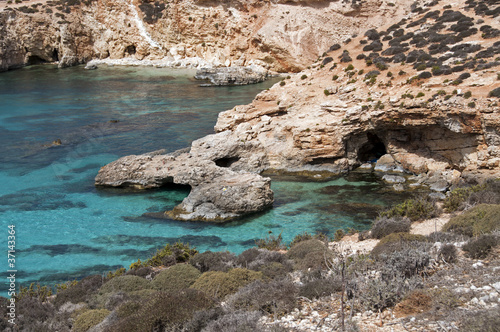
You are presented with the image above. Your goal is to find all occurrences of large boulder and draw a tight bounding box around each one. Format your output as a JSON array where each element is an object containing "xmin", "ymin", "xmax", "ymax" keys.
[{"xmin": 194, "ymin": 66, "xmax": 269, "ymax": 86}]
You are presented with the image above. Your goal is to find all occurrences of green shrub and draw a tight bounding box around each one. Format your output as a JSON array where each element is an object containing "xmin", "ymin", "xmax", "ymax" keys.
[
  {"xmin": 380, "ymin": 197, "xmax": 438, "ymax": 221},
  {"xmin": 334, "ymin": 229, "xmax": 345, "ymax": 241},
  {"xmin": 443, "ymin": 184, "xmax": 485, "ymax": 212},
  {"xmin": 332, "ymin": 74, "xmax": 339, "ymax": 80},
  {"xmin": 324, "ymin": 89, "xmax": 330, "ymax": 96},
  {"xmin": 301, "ymin": 74, "xmax": 307, "ymax": 80},
  {"xmin": 54, "ymin": 275, "xmax": 103, "ymax": 307},
  {"xmin": 462, "ymin": 234, "xmax": 499, "ymax": 259},
  {"xmin": 459, "ymin": 308, "xmax": 500, "ymax": 332},
  {"xmin": 289, "ymin": 232, "xmax": 328, "ymax": 248},
  {"xmin": 416, "ymin": 92, "xmax": 425, "ymax": 98},
  {"xmin": 371, "ymin": 216, "xmax": 411, "ymax": 239},
  {"xmin": 468, "ymin": 101, "xmax": 476, "ymax": 108},
  {"xmin": 74, "ymin": 309, "xmax": 110, "ymax": 332},
  {"xmin": 255, "ymin": 232, "xmax": 286, "ymax": 251},
  {"xmin": 105, "ymin": 289, "xmax": 214, "ymax": 332},
  {"xmin": 464, "ymin": 91, "xmax": 472, "ymax": 99},
  {"xmin": 99, "ymin": 275, "xmax": 152, "ymax": 295},
  {"xmin": 280, "ymin": 81, "xmax": 285, "ymax": 86},
  {"xmin": 190, "ymin": 268, "xmax": 263, "ymax": 299},
  {"xmin": 442, "ymin": 204, "xmax": 500, "ymax": 236},
  {"xmin": 295, "ymin": 250, "xmax": 335, "ymax": 270},
  {"xmin": 228, "ymin": 279, "xmax": 298, "ymax": 316},
  {"xmin": 130, "ymin": 242, "xmax": 197, "ymax": 269},
  {"xmin": 286, "ymin": 239, "xmax": 327, "ymax": 260},
  {"xmin": 190, "ymin": 251, "xmax": 236, "ymax": 272},
  {"xmin": 152, "ymin": 264, "xmax": 201, "ymax": 292}
]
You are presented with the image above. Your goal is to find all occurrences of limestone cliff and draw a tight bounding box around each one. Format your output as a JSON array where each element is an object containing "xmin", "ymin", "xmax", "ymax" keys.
[{"xmin": 0, "ymin": 0, "xmax": 413, "ymax": 72}]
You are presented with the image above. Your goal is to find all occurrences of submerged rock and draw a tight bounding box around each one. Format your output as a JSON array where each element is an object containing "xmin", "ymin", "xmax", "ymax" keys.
[
  {"xmin": 194, "ymin": 66, "xmax": 269, "ymax": 86},
  {"xmin": 95, "ymin": 148, "xmax": 273, "ymax": 222}
]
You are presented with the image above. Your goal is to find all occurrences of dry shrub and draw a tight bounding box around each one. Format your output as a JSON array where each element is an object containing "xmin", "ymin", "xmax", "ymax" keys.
[
  {"xmin": 151, "ymin": 263, "xmax": 201, "ymax": 292},
  {"xmin": 189, "ymin": 251, "xmax": 237, "ymax": 272},
  {"xmin": 380, "ymin": 196, "xmax": 438, "ymax": 221},
  {"xmin": 394, "ymin": 290, "xmax": 432, "ymax": 316},
  {"xmin": 458, "ymin": 308, "xmax": 500, "ymax": 332},
  {"xmin": 286, "ymin": 239, "xmax": 327, "ymax": 260},
  {"xmin": 190, "ymin": 268, "xmax": 263, "ymax": 300},
  {"xmin": 299, "ymin": 277, "xmax": 342, "ymax": 300},
  {"xmin": 104, "ymin": 289, "xmax": 214, "ymax": 332},
  {"xmin": 54, "ymin": 275, "xmax": 103, "ymax": 307},
  {"xmin": 371, "ymin": 232, "xmax": 427, "ymax": 257},
  {"xmin": 462, "ymin": 234, "xmax": 499, "ymax": 259},
  {"xmin": 256, "ymin": 262, "xmax": 290, "ymax": 280},
  {"xmin": 438, "ymin": 244, "xmax": 458, "ymax": 263},
  {"xmin": 227, "ymin": 279, "xmax": 298, "ymax": 316},
  {"xmin": 200, "ymin": 310, "xmax": 263, "ymax": 332},
  {"xmin": 371, "ymin": 216, "xmax": 411, "ymax": 239}
]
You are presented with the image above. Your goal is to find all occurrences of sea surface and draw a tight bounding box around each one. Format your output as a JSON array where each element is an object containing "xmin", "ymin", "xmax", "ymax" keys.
[{"xmin": 0, "ymin": 65, "xmax": 410, "ymax": 292}]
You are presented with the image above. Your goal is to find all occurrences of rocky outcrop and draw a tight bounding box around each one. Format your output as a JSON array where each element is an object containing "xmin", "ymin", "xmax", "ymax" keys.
[
  {"xmin": 194, "ymin": 66, "xmax": 270, "ymax": 86},
  {"xmin": 95, "ymin": 148, "xmax": 273, "ymax": 222},
  {"xmin": 0, "ymin": 0, "xmax": 414, "ymax": 71}
]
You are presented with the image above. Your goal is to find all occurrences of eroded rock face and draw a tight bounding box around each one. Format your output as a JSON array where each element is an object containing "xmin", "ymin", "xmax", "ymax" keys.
[
  {"xmin": 194, "ymin": 66, "xmax": 270, "ymax": 86},
  {"xmin": 95, "ymin": 149, "xmax": 273, "ymax": 222},
  {"xmin": 0, "ymin": 0, "xmax": 413, "ymax": 71}
]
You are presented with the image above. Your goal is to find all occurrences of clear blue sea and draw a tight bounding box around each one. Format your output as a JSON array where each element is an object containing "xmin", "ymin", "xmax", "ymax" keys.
[{"xmin": 0, "ymin": 65, "xmax": 409, "ymax": 293}]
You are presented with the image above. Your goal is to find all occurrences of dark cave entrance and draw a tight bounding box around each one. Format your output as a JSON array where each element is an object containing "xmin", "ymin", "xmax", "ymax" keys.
[
  {"xmin": 125, "ymin": 45, "xmax": 137, "ymax": 56},
  {"xmin": 52, "ymin": 49, "xmax": 59, "ymax": 61},
  {"xmin": 26, "ymin": 55, "xmax": 47, "ymax": 65},
  {"xmin": 358, "ymin": 132, "xmax": 387, "ymax": 162},
  {"xmin": 215, "ymin": 156, "xmax": 240, "ymax": 168}
]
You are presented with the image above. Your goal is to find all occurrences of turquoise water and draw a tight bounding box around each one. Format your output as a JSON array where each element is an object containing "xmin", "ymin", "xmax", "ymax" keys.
[{"xmin": 0, "ymin": 65, "xmax": 408, "ymax": 292}]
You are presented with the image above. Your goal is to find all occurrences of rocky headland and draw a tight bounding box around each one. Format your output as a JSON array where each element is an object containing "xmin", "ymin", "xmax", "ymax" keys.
[{"xmin": 95, "ymin": 0, "xmax": 499, "ymax": 221}]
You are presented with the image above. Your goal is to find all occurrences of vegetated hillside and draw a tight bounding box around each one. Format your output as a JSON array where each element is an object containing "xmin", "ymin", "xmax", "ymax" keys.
[
  {"xmin": 210, "ymin": 0, "xmax": 499, "ymax": 189},
  {"xmin": 2, "ymin": 181, "xmax": 499, "ymax": 331},
  {"xmin": 0, "ymin": 0, "xmax": 414, "ymax": 71}
]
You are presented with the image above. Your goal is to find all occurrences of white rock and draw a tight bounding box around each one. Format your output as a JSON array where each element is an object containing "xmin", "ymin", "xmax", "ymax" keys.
[
  {"xmin": 382, "ymin": 174, "xmax": 406, "ymax": 183},
  {"xmin": 493, "ymin": 282, "xmax": 500, "ymax": 292}
]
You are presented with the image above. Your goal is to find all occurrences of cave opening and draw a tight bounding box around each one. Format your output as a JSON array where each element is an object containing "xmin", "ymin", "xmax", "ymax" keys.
[
  {"xmin": 52, "ymin": 49, "xmax": 59, "ymax": 61},
  {"xmin": 26, "ymin": 55, "xmax": 47, "ymax": 65},
  {"xmin": 358, "ymin": 132, "xmax": 387, "ymax": 162},
  {"xmin": 125, "ymin": 45, "xmax": 136, "ymax": 56},
  {"xmin": 215, "ymin": 156, "xmax": 240, "ymax": 168}
]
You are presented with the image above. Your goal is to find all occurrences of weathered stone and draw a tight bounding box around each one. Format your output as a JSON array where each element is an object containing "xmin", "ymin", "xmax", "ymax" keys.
[
  {"xmin": 194, "ymin": 66, "xmax": 269, "ymax": 86},
  {"xmin": 95, "ymin": 149, "xmax": 273, "ymax": 222}
]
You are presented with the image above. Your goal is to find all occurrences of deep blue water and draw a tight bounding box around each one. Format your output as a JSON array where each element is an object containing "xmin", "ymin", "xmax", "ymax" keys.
[{"xmin": 0, "ymin": 65, "xmax": 408, "ymax": 292}]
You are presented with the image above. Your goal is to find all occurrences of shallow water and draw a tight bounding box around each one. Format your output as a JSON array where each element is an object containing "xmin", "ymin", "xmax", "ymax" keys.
[{"xmin": 0, "ymin": 65, "xmax": 409, "ymax": 292}]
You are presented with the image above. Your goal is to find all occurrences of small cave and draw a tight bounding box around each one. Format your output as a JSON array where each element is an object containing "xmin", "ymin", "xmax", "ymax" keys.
[
  {"xmin": 215, "ymin": 156, "xmax": 240, "ymax": 168},
  {"xmin": 26, "ymin": 55, "xmax": 47, "ymax": 65},
  {"xmin": 308, "ymin": 157, "xmax": 340, "ymax": 165},
  {"xmin": 358, "ymin": 132, "xmax": 387, "ymax": 163},
  {"xmin": 125, "ymin": 45, "xmax": 136, "ymax": 56},
  {"xmin": 52, "ymin": 49, "xmax": 59, "ymax": 61}
]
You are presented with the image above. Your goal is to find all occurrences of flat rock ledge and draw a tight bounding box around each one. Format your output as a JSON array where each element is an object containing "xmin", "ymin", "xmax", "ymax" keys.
[
  {"xmin": 94, "ymin": 149, "xmax": 274, "ymax": 222},
  {"xmin": 194, "ymin": 66, "xmax": 270, "ymax": 86}
]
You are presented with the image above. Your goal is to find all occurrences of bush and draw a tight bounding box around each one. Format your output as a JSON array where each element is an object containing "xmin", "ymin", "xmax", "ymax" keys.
[
  {"xmin": 228, "ymin": 279, "xmax": 298, "ymax": 316},
  {"xmin": 371, "ymin": 216, "xmax": 411, "ymax": 239},
  {"xmin": 379, "ymin": 245, "xmax": 431, "ymax": 278},
  {"xmin": 299, "ymin": 277, "xmax": 342, "ymax": 299},
  {"xmin": 462, "ymin": 234, "xmax": 499, "ymax": 259},
  {"xmin": 54, "ymin": 275, "xmax": 103, "ymax": 307},
  {"xmin": 324, "ymin": 89, "xmax": 330, "ymax": 96},
  {"xmin": 99, "ymin": 275, "xmax": 152, "ymax": 295},
  {"xmin": 395, "ymin": 290, "xmax": 432, "ymax": 315},
  {"xmin": 372, "ymin": 233, "xmax": 427, "ymax": 257},
  {"xmin": 105, "ymin": 289, "xmax": 214, "ymax": 332},
  {"xmin": 442, "ymin": 204, "xmax": 500, "ymax": 236},
  {"xmin": 438, "ymin": 244, "xmax": 458, "ymax": 263},
  {"xmin": 488, "ymin": 87, "xmax": 500, "ymax": 97},
  {"xmin": 152, "ymin": 264, "xmax": 201, "ymax": 292},
  {"xmin": 130, "ymin": 242, "xmax": 197, "ymax": 269},
  {"xmin": 74, "ymin": 309, "xmax": 110, "ymax": 332},
  {"xmin": 255, "ymin": 232, "xmax": 286, "ymax": 251},
  {"xmin": 332, "ymin": 74, "xmax": 339, "ymax": 80},
  {"xmin": 443, "ymin": 184, "xmax": 485, "ymax": 212},
  {"xmin": 190, "ymin": 268, "xmax": 263, "ymax": 300},
  {"xmin": 200, "ymin": 310, "xmax": 263, "ymax": 332},
  {"xmin": 459, "ymin": 308, "xmax": 500, "ymax": 332},
  {"xmin": 286, "ymin": 239, "xmax": 327, "ymax": 260},
  {"xmin": 380, "ymin": 197, "xmax": 438, "ymax": 221},
  {"xmin": 189, "ymin": 251, "xmax": 237, "ymax": 272},
  {"xmin": 257, "ymin": 262, "xmax": 290, "ymax": 280},
  {"xmin": 279, "ymin": 81, "xmax": 285, "ymax": 86},
  {"xmin": 301, "ymin": 74, "xmax": 307, "ymax": 80},
  {"xmin": 295, "ymin": 250, "xmax": 335, "ymax": 270}
]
